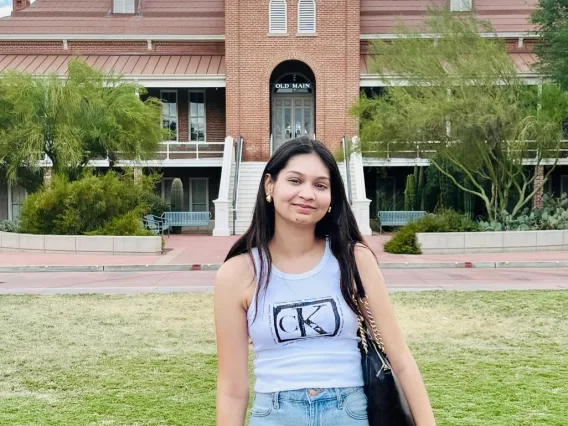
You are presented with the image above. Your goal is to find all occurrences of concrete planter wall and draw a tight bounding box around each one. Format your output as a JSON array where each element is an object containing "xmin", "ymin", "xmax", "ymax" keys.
[
  {"xmin": 0, "ymin": 232, "xmax": 162, "ymax": 255},
  {"xmin": 417, "ymin": 230, "xmax": 568, "ymax": 254}
]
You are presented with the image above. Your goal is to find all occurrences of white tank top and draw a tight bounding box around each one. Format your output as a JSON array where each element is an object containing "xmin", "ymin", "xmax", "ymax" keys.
[{"xmin": 247, "ymin": 239, "xmax": 364, "ymax": 393}]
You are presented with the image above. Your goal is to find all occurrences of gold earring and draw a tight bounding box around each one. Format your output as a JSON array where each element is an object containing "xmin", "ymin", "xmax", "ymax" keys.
[
  {"xmin": 266, "ymin": 194, "xmax": 272, "ymax": 203},
  {"xmin": 328, "ymin": 206, "xmax": 332, "ymax": 213}
]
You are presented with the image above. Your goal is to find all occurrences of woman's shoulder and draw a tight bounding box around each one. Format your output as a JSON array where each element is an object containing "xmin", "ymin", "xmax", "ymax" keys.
[{"xmin": 215, "ymin": 253, "xmax": 254, "ymax": 290}]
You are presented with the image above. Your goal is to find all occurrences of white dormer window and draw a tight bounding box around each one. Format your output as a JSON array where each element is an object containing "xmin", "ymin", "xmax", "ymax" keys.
[
  {"xmin": 269, "ymin": 0, "xmax": 287, "ymax": 34},
  {"xmin": 114, "ymin": 0, "xmax": 135, "ymax": 14},
  {"xmin": 450, "ymin": 0, "xmax": 472, "ymax": 12},
  {"xmin": 298, "ymin": 0, "xmax": 316, "ymax": 34}
]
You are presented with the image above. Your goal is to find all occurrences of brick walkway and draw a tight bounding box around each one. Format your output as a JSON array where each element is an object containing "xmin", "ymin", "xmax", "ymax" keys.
[{"xmin": 1, "ymin": 234, "xmax": 568, "ymax": 267}]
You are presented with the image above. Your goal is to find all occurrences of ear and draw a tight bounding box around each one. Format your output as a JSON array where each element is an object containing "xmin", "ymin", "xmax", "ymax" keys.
[{"xmin": 264, "ymin": 173, "xmax": 274, "ymax": 196}]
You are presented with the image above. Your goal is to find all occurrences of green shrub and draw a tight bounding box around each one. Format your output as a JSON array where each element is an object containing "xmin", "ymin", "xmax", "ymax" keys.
[
  {"xmin": 86, "ymin": 210, "xmax": 153, "ymax": 236},
  {"xmin": 480, "ymin": 193, "xmax": 568, "ymax": 231},
  {"xmin": 384, "ymin": 223, "xmax": 422, "ymax": 254},
  {"xmin": 0, "ymin": 220, "xmax": 18, "ymax": 232},
  {"xmin": 384, "ymin": 209, "xmax": 480, "ymax": 254},
  {"xmin": 18, "ymin": 170, "xmax": 162, "ymax": 235}
]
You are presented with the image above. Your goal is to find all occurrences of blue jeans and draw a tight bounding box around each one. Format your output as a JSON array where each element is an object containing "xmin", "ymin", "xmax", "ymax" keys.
[{"xmin": 248, "ymin": 386, "xmax": 369, "ymax": 426}]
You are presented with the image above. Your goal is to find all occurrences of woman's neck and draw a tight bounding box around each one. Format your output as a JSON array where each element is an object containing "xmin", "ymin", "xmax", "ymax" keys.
[{"xmin": 270, "ymin": 217, "xmax": 319, "ymax": 258}]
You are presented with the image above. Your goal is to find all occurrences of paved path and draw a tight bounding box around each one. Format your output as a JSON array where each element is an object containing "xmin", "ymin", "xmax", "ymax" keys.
[
  {"xmin": 2, "ymin": 234, "xmax": 568, "ymax": 271},
  {"xmin": 0, "ymin": 268, "xmax": 566, "ymax": 294}
]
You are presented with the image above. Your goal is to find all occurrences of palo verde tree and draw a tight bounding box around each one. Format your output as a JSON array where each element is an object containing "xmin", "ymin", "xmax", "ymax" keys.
[
  {"xmin": 0, "ymin": 59, "xmax": 166, "ymax": 186},
  {"xmin": 353, "ymin": 8, "xmax": 568, "ymax": 221},
  {"xmin": 531, "ymin": 0, "xmax": 568, "ymax": 90}
]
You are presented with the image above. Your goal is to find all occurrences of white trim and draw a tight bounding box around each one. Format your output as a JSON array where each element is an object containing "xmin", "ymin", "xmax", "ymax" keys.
[
  {"xmin": 360, "ymin": 73, "xmax": 543, "ymax": 87},
  {"xmin": 0, "ymin": 34, "xmax": 225, "ymax": 41},
  {"xmin": 129, "ymin": 75, "xmax": 226, "ymax": 88},
  {"xmin": 190, "ymin": 177, "xmax": 209, "ymax": 213},
  {"xmin": 360, "ymin": 32, "xmax": 539, "ymax": 40},
  {"xmin": 160, "ymin": 89, "xmax": 179, "ymax": 142},
  {"xmin": 189, "ymin": 89, "xmax": 207, "ymax": 143}
]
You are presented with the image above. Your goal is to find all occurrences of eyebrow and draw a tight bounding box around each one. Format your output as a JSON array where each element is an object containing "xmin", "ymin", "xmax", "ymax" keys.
[{"xmin": 286, "ymin": 170, "xmax": 330, "ymax": 181}]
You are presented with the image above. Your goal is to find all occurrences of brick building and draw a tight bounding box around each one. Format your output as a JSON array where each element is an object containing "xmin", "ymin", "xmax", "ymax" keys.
[{"xmin": 0, "ymin": 0, "xmax": 566, "ymax": 234}]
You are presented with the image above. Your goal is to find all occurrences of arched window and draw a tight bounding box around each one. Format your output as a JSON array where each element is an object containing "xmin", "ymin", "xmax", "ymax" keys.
[
  {"xmin": 298, "ymin": 0, "xmax": 316, "ymax": 34},
  {"xmin": 269, "ymin": 0, "xmax": 287, "ymax": 34}
]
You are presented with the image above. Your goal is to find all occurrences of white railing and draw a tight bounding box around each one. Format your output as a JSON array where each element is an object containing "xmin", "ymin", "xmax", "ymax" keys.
[
  {"xmin": 362, "ymin": 140, "xmax": 568, "ymax": 161},
  {"xmin": 212, "ymin": 136, "xmax": 235, "ymax": 237},
  {"xmin": 350, "ymin": 136, "xmax": 373, "ymax": 236}
]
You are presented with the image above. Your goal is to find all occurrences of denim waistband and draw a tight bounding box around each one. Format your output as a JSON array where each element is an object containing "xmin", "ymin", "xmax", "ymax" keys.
[{"xmin": 257, "ymin": 386, "xmax": 364, "ymax": 410}]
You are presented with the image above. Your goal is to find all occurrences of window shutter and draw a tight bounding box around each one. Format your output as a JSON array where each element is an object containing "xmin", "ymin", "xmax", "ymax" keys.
[
  {"xmin": 450, "ymin": 0, "xmax": 472, "ymax": 12},
  {"xmin": 298, "ymin": 0, "xmax": 316, "ymax": 33},
  {"xmin": 269, "ymin": 0, "xmax": 287, "ymax": 34},
  {"xmin": 125, "ymin": 0, "xmax": 135, "ymax": 13},
  {"xmin": 114, "ymin": 0, "xmax": 135, "ymax": 14}
]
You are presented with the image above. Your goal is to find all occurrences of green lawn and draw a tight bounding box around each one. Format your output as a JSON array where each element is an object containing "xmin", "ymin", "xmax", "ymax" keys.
[{"xmin": 1, "ymin": 291, "xmax": 567, "ymax": 425}]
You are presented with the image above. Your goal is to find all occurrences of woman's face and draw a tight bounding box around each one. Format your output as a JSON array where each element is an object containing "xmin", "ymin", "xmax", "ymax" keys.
[{"xmin": 265, "ymin": 153, "xmax": 332, "ymax": 227}]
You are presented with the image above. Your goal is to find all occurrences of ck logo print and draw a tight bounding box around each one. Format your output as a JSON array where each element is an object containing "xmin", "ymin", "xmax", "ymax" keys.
[{"xmin": 272, "ymin": 298, "xmax": 341, "ymax": 343}]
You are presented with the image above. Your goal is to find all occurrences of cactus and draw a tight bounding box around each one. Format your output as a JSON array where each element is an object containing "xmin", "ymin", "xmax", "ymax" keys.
[
  {"xmin": 404, "ymin": 174, "xmax": 416, "ymax": 211},
  {"xmin": 416, "ymin": 166, "xmax": 425, "ymax": 211},
  {"xmin": 171, "ymin": 178, "xmax": 184, "ymax": 234}
]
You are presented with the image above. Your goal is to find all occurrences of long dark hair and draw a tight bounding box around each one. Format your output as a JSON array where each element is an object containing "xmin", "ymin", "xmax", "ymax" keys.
[{"xmin": 224, "ymin": 136, "xmax": 372, "ymax": 318}]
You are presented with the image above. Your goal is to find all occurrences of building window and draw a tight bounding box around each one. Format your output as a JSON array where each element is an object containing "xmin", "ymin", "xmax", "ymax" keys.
[
  {"xmin": 160, "ymin": 90, "xmax": 178, "ymax": 141},
  {"xmin": 298, "ymin": 0, "xmax": 316, "ymax": 34},
  {"xmin": 450, "ymin": 0, "xmax": 472, "ymax": 12},
  {"xmin": 189, "ymin": 91, "xmax": 206, "ymax": 142},
  {"xmin": 190, "ymin": 178, "xmax": 209, "ymax": 212},
  {"xmin": 269, "ymin": 0, "xmax": 287, "ymax": 34},
  {"xmin": 113, "ymin": 0, "xmax": 135, "ymax": 14}
]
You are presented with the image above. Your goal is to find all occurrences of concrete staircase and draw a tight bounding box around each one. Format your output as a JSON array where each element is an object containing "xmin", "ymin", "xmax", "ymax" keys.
[{"xmin": 228, "ymin": 162, "xmax": 266, "ymax": 235}]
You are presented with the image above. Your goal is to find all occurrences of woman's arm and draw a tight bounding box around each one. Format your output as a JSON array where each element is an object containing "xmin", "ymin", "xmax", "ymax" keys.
[
  {"xmin": 214, "ymin": 256, "xmax": 252, "ymax": 426},
  {"xmin": 355, "ymin": 245, "xmax": 436, "ymax": 426}
]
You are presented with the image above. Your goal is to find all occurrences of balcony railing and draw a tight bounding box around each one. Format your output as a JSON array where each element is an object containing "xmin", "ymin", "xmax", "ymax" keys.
[
  {"xmin": 362, "ymin": 140, "xmax": 568, "ymax": 163},
  {"xmin": 154, "ymin": 141, "xmax": 225, "ymax": 161}
]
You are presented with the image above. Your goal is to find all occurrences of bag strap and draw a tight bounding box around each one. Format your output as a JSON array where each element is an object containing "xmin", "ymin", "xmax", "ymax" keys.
[{"xmin": 352, "ymin": 254, "xmax": 386, "ymax": 353}]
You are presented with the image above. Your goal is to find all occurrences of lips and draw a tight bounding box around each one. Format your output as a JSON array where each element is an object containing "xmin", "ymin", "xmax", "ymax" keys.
[{"xmin": 294, "ymin": 204, "xmax": 316, "ymax": 210}]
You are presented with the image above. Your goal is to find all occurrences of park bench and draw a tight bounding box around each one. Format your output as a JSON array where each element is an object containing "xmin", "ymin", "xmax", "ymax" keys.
[
  {"xmin": 378, "ymin": 210, "xmax": 426, "ymax": 233},
  {"xmin": 162, "ymin": 211, "xmax": 212, "ymax": 236},
  {"xmin": 142, "ymin": 214, "xmax": 167, "ymax": 235}
]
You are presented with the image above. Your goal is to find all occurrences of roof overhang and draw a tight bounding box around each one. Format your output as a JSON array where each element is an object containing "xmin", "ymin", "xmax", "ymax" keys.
[{"xmin": 360, "ymin": 31, "xmax": 539, "ymax": 40}]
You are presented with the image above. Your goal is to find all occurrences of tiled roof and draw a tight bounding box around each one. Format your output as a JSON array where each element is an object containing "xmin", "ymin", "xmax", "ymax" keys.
[
  {"xmin": 0, "ymin": 54, "xmax": 225, "ymax": 75},
  {"xmin": 361, "ymin": 0, "xmax": 537, "ymax": 34},
  {"xmin": 0, "ymin": 0, "xmax": 225, "ymax": 35},
  {"xmin": 360, "ymin": 52, "xmax": 537, "ymax": 74}
]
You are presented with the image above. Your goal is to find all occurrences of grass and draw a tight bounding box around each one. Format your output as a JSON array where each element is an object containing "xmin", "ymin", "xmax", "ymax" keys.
[{"xmin": 0, "ymin": 291, "xmax": 567, "ymax": 425}]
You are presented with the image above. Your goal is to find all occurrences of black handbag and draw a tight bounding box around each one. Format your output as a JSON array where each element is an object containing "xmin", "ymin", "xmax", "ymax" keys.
[{"xmin": 352, "ymin": 266, "xmax": 416, "ymax": 426}]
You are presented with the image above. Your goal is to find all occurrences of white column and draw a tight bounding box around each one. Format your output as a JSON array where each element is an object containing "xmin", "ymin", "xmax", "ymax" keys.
[
  {"xmin": 351, "ymin": 136, "xmax": 373, "ymax": 236},
  {"xmin": 212, "ymin": 199, "xmax": 231, "ymax": 236}
]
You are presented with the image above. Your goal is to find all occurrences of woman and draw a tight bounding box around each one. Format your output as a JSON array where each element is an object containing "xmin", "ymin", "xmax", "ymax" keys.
[{"xmin": 214, "ymin": 136, "xmax": 435, "ymax": 426}]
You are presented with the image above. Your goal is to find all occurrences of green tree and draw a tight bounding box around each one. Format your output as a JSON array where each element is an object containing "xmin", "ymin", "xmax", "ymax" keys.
[
  {"xmin": 0, "ymin": 59, "xmax": 166, "ymax": 185},
  {"xmin": 353, "ymin": 9, "xmax": 568, "ymax": 221},
  {"xmin": 531, "ymin": 1, "xmax": 568, "ymax": 90}
]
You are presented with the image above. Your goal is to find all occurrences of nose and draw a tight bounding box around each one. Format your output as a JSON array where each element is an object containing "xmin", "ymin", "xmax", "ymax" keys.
[{"xmin": 298, "ymin": 183, "xmax": 316, "ymax": 200}]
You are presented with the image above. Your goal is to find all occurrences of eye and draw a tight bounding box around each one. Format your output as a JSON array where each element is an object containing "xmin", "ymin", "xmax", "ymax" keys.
[
  {"xmin": 315, "ymin": 183, "xmax": 328, "ymax": 190},
  {"xmin": 288, "ymin": 178, "xmax": 301, "ymax": 185}
]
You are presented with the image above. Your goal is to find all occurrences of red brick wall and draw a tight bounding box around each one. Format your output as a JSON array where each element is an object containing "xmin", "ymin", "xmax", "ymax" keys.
[
  {"xmin": 145, "ymin": 88, "xmax": 226, "ymax": 143},
  {"xmin": 225, "ymin": 0, "xmax": 361, "ymax": 161},
  {"xmin": 206, "ymin": 88, "xmax": 226, "ymax": 142}
]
